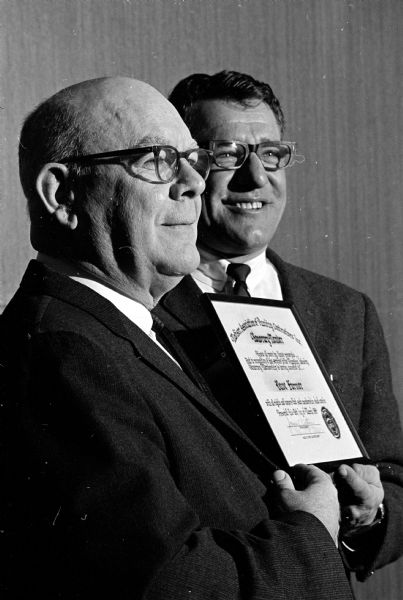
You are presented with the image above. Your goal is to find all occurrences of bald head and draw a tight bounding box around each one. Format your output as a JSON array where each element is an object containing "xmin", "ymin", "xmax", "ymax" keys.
[
  {"xmin": 19, "ymin": 76, "xmax": 183, "ymax": 187},
  {"xmin": 19, "ymin": 76, "xmax": 190, "ymax": 251},
  {"xmin": 45, "ymin": 77, "xmax": 181, "ymax": 153}
]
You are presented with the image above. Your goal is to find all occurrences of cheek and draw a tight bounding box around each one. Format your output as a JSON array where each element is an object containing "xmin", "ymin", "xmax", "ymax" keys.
[
  {"xmin": 200, "ymin": 195, "xmax": 218, "ymax": 230},
  {"xmin": 201, "ymin": 173, "xmax": 232, "ymax": 221},
  {"xmin": 153, "ymin": 188, "xmax": 169, "ymax": 203},
  {"xmin": 268, "ymin": 171, "xmax": 287, "ymax": 196},
  {"xmin": 126, "ymin": 188, "xmax": 166, "ymax": 233},
  {"xmin": 205, "ymin": 172, "xmax": 233, "ymax": 201},
  {"xmin": 109, "ymin": 187, "xmax": 158, "ymax": 254}
]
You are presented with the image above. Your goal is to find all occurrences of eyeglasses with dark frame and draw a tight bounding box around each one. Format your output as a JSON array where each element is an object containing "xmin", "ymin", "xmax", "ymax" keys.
[
  {"xmin": 199, "ymin": 140, "xmax": 305, "ymax": 171},
  {"xmin": 60, "ymin": 145, "xmax": 213, "ymax": 184}
]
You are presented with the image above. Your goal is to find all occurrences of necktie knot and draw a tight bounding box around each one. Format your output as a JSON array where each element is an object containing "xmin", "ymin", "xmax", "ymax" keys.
[{"xmin": 226, "ymin": 263, "xmax": 251, "ymax": 297}]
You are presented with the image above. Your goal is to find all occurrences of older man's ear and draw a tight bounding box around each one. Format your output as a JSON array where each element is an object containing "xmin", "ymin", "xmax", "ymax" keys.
[{"xmin": 35, "ymin": 163, "xmax": 78, "ymax": 230}]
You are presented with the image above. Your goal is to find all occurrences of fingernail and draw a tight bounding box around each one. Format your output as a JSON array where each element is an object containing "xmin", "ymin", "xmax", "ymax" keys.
[{"xmin": 273, "ymin": 470, "xmax": 286, "ymax": 482}]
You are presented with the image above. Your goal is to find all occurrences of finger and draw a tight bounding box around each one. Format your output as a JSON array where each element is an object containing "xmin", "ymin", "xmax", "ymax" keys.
[
  {"xmin": 351, "ymin": 463, "xmax": 381, "ymax": 485},
  {"xmin": 336, "ymin": 464, "xmax": 383, "ymax": 508},
  {"xmin": 293, "ymin": 463, "xmax": 330, "ymax": 486},
  {"xmin": 272, "ymin": 470, "xmax": 295, "ymax": 490},
  {"xmin": 337, "ymin": 464, "xmax": 366, "ymax": 493}
]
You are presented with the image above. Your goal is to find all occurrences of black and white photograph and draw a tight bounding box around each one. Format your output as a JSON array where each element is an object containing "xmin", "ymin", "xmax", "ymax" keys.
[{"xmin": 1, "ymin": 1, "xmax": 402, "ymax": 598}]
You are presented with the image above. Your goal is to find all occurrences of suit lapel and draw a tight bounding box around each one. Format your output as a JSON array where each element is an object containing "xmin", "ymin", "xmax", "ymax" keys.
[
  {"xmin": 156, "ymin": 275, "xmax": 209, "ymax": 329},
  {"xmin": 21, "ymin": 261, "xmax": 211, "ymax": 400},
  {"xmin": 266, "ymin": 248, "xmax": 320, "ymax": 347},
  {"xmin": 21, "ymin": 261, "xmax": 278, "ymax": 474}
]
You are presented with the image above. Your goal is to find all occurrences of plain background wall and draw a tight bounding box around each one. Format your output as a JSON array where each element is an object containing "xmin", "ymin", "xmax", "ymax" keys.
[{"xmin": 1, "ymin": 0, "xmax": 402, "ymax": 597}]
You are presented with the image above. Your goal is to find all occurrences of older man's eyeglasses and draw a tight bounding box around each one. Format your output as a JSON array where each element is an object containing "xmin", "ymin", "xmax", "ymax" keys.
[
  {"xmin": 200, "ymin": 140, "xmax": 305, "ymax": 171},
  {"xmin": 61, "ymin": 145, "xmax": 213, "ymax": 183}
]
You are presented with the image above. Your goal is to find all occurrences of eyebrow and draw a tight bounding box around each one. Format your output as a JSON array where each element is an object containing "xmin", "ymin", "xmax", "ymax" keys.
[{"xmin": 135, "ymin": 135, "xmax": 171, "ymax": 146}]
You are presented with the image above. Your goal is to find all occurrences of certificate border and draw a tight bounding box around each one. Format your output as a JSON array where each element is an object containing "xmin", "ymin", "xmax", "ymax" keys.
[{"xmin": 202, "ymin": 293, "xmax": 370, "ymax": 471}]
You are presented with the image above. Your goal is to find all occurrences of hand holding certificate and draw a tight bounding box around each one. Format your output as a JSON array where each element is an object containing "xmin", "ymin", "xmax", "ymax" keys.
[{"xmin": 203, "ymin": 295, "xmax": 369, "ymax": 471}]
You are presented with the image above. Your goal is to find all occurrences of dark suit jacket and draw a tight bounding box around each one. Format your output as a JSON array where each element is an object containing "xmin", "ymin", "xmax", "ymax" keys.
[
  {"xmin": 154, "ymin": 248, "xmax": 403, "ymax": 580},
  {"xmin": 0, "ymin": 260, "xmax": 353, "ymax": 599}
]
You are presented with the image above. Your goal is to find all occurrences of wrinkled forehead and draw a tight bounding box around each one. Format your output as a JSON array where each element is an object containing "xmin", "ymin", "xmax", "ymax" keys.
[
  {"xmin": 84, "ymin": 89, "xmax": 196, "ymax": 151},
  {"xmin": 190, "ymin": 99, "xmax": 281, "ymax": 142}
]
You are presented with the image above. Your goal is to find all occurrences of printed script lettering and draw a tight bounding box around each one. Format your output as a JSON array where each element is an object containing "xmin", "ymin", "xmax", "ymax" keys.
[
  {"xmin": 230, "ymin": 317, "xmax": 303, "ymax": 346},
  {"xmin": 265, "ymin": 395, "xmax": 326, "ymax": 438},
  {"xmin": 244, "ymin": 350, "xmax": 309, "ymax": 372}
]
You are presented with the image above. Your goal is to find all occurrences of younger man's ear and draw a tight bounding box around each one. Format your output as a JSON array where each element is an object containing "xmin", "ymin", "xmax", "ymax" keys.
[{"xmin": 36, "ymin": 163, "xmax": 78, "ymax": 230}]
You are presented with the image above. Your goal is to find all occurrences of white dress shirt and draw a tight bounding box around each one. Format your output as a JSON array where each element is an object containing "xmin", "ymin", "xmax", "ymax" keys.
[{"xmin": 192, "ymin": 248, "xmax": 283, "ymax": 300}]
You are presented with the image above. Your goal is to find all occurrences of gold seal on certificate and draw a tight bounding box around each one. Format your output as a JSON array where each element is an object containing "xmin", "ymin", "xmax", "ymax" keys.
[{"xmin": 203, "ymin": 294, "xmax": 369, "ymax": 470}]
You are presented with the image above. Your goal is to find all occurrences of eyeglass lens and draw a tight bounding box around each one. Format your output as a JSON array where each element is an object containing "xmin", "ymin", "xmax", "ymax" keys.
[
  {"xmin": 156, "ymin": 147, "xmax": 210, "ymax": 182},
  {"xmin": 211, "ymin": 141, "xmax": 291, "ymax": 171},
  {"xmin": 156, "ymin": 147, "xmax": 178, "ymax": 182},
  {"xmin": 125, "ymin": 147, "xmax": 181, "ymax": 183},
  {"xmin": 186, "ymin": 149, "xmax": 210, "ymax": 180}
]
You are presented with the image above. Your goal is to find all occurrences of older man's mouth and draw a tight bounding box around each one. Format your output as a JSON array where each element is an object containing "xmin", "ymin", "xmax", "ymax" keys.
[{"xmin": 163, "ymin": 220, "xmax": 198, "ymax": 227}]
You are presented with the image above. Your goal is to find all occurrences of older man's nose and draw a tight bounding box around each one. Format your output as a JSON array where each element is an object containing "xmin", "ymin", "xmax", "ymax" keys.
[{"xmin": 169, "ymin": 158, "xmax": 206, "ymax": 201}]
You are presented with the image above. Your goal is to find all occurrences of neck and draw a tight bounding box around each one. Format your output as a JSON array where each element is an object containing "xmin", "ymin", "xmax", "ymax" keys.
[
  {"xmin": 76, "ymin": 261, "xmax": 178, "ymax": 309},
  {"xmin": 39, "ymin": 252, "xmax": 184, "ymax": 309},
  {"xmin": 37, "ymin": 254, "xmax": 156, "ymax": 309}
]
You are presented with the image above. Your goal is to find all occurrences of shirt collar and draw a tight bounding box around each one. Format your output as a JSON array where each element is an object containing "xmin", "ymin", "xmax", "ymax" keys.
[
  {"xmin": 193, "ymin": 247, "xmax": 269, "ymax": 293},
  {"xmin": 36, "ymin": 253, "xmax": 153, "ymax": 336}
]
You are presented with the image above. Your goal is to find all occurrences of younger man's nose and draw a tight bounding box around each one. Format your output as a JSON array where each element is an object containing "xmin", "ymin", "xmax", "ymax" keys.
[{"xmin": 234, "ymin": 153, "xmax": 268, "ymax": 189}]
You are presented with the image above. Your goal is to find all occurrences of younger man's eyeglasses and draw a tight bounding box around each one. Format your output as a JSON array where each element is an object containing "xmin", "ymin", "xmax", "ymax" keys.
[
  {"xmin": 199, "ymin": 140, "xmax": 305, "ymax": 171},
  {"xmin": 61, "ymin": 145, "xmax": 213, "ymax": 184}
]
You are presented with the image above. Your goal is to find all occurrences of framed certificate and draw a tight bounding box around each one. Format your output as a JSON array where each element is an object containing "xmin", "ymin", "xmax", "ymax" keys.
[{"xmin": 202, "ymin": 294, "xmax": 369, "ymax": 471}]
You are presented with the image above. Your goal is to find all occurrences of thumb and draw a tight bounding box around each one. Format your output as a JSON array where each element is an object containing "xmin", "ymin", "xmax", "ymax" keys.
[{"xmin": 272, "ymin": 469, "xmax": 295, "ymax": 490}]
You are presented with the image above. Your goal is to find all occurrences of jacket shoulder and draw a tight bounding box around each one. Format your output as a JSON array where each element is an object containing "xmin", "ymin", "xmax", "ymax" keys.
[{"xmin": 278, "ymin": 257, "xmax": 369, "ymax": 308}]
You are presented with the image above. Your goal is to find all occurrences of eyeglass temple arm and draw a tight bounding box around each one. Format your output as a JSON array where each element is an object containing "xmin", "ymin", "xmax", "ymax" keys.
[{"xmin": 290, "ymin": 150, "xmax": 305, "ymax": 165}]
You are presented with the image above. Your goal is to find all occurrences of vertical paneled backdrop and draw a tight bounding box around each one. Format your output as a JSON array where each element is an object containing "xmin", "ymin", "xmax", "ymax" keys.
[{"xmin": 1, "ymin": 0, "xmax": 402, "ymax": 597}]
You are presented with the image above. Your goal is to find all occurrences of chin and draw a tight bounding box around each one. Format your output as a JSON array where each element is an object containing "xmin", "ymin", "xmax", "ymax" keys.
[{"xmin": 159, "ymin": 246, "xmax": 200, "ymax": 277}]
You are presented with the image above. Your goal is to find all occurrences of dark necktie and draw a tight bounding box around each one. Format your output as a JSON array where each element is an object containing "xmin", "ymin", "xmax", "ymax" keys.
[
  {"xmin": 226, "ymin": 263, "xmax": 251, "ymax": 297},
  {"xmin": 151, "ymin": 315, "xmax": 212, "ymax": 393}
]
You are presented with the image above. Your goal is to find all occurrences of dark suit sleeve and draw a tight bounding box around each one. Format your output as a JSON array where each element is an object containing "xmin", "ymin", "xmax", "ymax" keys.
[
  {"xmin": 3, "ymin": 330, "xmax": 353, "ymax": 600},
  {"xmin": 340, "ymin": 294, "xmax": 403, "ymax": 579}
]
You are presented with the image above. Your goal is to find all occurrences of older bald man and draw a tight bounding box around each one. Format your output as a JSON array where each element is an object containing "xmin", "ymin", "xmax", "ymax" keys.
[{"xmin": 0, "ymin": 77, "xmax": 353, "ymax": 599}]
